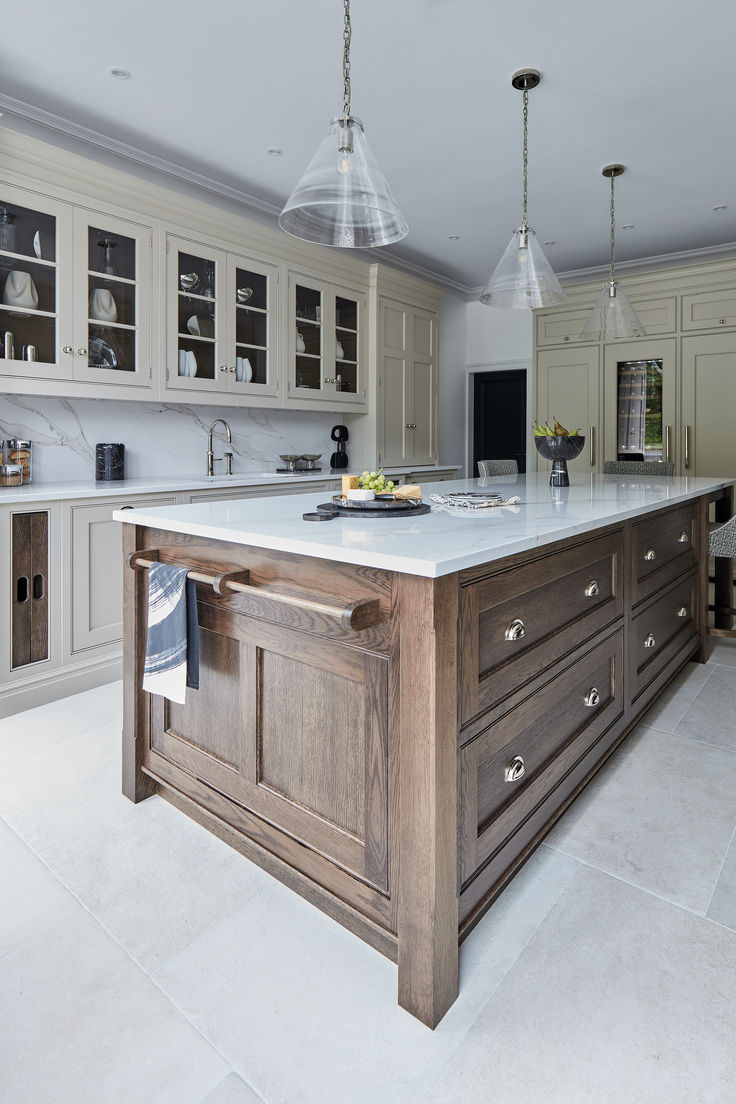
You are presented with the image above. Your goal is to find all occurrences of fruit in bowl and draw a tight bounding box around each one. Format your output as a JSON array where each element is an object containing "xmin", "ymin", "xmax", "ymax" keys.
[{"xmin": 533, "ymin": 419, "xmax": 586, "ymax": 486}]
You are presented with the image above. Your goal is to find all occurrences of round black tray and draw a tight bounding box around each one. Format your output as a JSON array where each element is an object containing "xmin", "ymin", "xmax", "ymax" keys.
[{"xmin": 304, "ymin": 500, "xmax": 431, "ymax": 521}]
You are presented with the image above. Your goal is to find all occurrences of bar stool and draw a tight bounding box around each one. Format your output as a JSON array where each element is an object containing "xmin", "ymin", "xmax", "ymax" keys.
[
  {"xmin": 477, "ymin": 459, "xmax": 518, "ymax": 476},
  {"xmin": 603, "ymin": 460, "xmax": 675, "ymax": 476}
]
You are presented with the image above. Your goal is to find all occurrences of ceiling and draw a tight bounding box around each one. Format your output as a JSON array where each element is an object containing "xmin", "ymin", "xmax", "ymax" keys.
[{"xmin": 1, "ymin": 0, "xmax": 734, "ymax": 296}]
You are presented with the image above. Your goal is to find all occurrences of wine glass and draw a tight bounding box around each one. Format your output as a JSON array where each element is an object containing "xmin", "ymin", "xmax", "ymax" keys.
[{"xmin": 96, "ymin": 238, "xmax": 117, "ymax": 276}]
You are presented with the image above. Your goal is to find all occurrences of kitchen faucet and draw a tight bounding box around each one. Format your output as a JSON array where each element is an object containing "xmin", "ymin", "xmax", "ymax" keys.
[{"xmin": 207, "ymin": 419, "xmax": 233, "ymax": 476}]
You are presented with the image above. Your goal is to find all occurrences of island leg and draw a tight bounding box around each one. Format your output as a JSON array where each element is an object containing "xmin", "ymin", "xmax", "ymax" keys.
[
  {"xmin": 396, "ymin": 573, "xmax": 459, "ymax": 1028},
  {"xmin": 122, "ymin": 524, "xmax": 155, "ymax": 803}
]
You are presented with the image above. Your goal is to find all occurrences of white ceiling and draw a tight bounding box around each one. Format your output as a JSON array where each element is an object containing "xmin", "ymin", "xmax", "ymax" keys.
[{"xmin": 1, "ymin": 0, "xmax": 734, "ymax": 294}]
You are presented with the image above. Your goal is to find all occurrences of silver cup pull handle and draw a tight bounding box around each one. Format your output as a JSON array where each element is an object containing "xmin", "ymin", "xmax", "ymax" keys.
[
  {"xmin": 678, "ymin": 531, "xmax": 688, "ymax": 544},
  {"xmin": 644, "ymin": 548, "xmax": 657, "ymax": 561},
  {"xmin": 584, "ymin": 687, "xmax": 600, "ymax": 708},
  {"xmin": 505, "ymin": 756, "xmax": 526, "ymax": 783},
  {"xmin": 677, "ymin": 606, "xmax": 688, "ymax": 618},
  {"xmin": 584, "ymin": 580, "xmax": 600, "ymax": 598},
  {"xmin": 505, "ymin": 618, "xmax": 526, "ymax": 641},
  {"xmin": 644, "ymin": 633, "xmax": 657, "ymax": 649}
]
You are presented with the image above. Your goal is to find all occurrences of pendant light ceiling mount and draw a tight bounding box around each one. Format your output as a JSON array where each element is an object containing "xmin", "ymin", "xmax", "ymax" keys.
[
  {"xmin": 601, "ymin": 163, "xmax": 625, "ymax": 179},
  {"xmin": 480, "ymin": 68, "xmax": 566, "ymax": 310},
  {"xmin": 278, "ymin": 0, "xmax": 408, "ymax": 250}
]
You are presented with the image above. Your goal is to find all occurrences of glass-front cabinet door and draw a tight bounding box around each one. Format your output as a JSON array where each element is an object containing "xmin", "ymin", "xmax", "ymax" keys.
[
  {"xmin": 226, "ymin": 253, "xmax": 278, "ymax": 398},
  {"xmin": 72, "ymin": 211, "xmax": 152, "ymax": 387},
  {"xmin": 603, "ymin": 339, "xmax": 676, "ymax": 469},
  {"xmin": 0, "ymin": 184, "xmax": 73, "ymax": 382},
  {"xmin": 166, "ymin": 235, "xmax": 227, "ymax": 393},
  {"xmin": 291, "ymin": 276, "xmax": 324, "ymax": 396},
  {"xmin": 288, "ymin": 273, "xmax": 365, "ymax": 405},
  {"xmin": 333, "ymin": 292, "xmax": 362, "ymax": 399}
]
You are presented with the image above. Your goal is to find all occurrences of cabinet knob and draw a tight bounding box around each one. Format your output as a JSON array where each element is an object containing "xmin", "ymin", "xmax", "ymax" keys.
[
  {"xmin": 644, "ymin": 632, "xmax": 657, "ymax": 649},
  {"xmin": 77, "ymin": 347, "xmax": 87, "ymax": 356},
  {"xmin": 218, "ymin": 365, "xmax": 228, "ymax": 373},
  {"xmin": 563, "ymin": 335, "xmax": 570, "ymax": 342},
  {"xmin": 584, "ymin": 687, "xmax": 601, "ymax": 708},
  {"xmin": 584, "ymin": 580, "xmax": 600, "ymax": 598},
  {"xmin": 677, "ymin": 531, "xmax": 689, "ymax": 544},
  {"xmin": 644, "ymin": 548, "xmax": 657, "ymax": 561},
  {"xmin": 505, "ymin": 618, "xmax": 526, "ymax": 642},
  {"xmin": 677, "ymin": 606, "xmax": 689, "ymax": 618},
  {"xmin": 505, "ymin": 756, "xmax": 526, "ymax": 783},
  {"xmin": 324, "ymin": 377, "xmax": 336, "ymax": 384},
  {"xmin": 405, "ymin": 423, "xmax": 417, "ymax": 429},
  {"xmin": 62, "ymin": 345, "xmax": 74, "ymax": 355},
  {"xmin": 228, "ymin": 366, "xmax": 236, "ymax": 373},
  {"xmin": 719, "ymin": 319, "xmax": 726, "ymax": 324}
]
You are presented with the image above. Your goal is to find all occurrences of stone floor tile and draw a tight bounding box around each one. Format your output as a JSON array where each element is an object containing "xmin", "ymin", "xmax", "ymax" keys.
[
  {"xmin": 707, "ymin": 829, "xmax": 736, "ymax": 933},
  {"xmin": 637, "ymin": 659, "xmax": 715, "ymax": 732},
  {"xmin": 674, "ymin": 664, "xmax": 736, "ymax": 752},
  {"xmin": 198, "ymin": 1073, "xmax": 265, "ymax": 1104}
]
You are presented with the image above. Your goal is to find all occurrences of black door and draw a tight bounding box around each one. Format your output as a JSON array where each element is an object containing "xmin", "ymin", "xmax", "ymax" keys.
[{"xmin": 472, "ymin": 370, "xmax": 527, "ymax": 475}]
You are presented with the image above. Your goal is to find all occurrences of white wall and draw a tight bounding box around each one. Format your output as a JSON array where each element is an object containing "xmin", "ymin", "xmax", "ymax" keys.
[
  {"xmin": 438, "ymin": 295, "xmax": 468, "ymax": 472},
  {"xmin": 465, "ymin": 302, "xmax": 533, "ymax": 364}
]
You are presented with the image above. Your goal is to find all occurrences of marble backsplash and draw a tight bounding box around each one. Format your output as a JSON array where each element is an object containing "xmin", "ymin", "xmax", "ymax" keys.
[{"xmin": 0, "ymin": 395, "xmax": 355, "ymax": 483}]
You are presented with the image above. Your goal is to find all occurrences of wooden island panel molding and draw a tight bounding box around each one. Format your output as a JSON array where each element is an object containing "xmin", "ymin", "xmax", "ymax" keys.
[{"xmin": 118, "ymin": 474, "xmax": 734, "ymax": 1029}]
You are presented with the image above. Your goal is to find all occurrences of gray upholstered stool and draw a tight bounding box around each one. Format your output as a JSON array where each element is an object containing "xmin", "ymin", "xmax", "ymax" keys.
[
  {"xmin": 708, "ymin": 513, "xmax": 736, "ymax": 637},
  {"xmin": 603, "ymin": 460, "xmax": 676, "ymax": 476},
  {"xmin": 477, "ymin": 459, "xmax": 518, "ymax": 477}
]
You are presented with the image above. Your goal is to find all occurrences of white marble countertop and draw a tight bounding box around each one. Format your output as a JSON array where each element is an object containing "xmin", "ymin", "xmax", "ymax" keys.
[
  {"xmin": 114, "ymin": 472, "xmax": 736, "ymax": 578},
  {"xmin": 0, "ymin": 465, "xmax": 453, "ymax": 505}
]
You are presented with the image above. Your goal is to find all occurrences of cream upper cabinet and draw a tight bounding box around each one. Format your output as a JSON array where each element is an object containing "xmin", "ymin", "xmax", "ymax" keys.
[
  {"xmin": 378, "ymin": 298, "xmax": 437, "ymax": 467},
  {"xmin": 165, "ymin": 234, "xmax": 279, "ymax": 401},
  {"xmin": 72, "ymin": 209, "xmax": 153, "ymax": 388},
  {"xmin": 535, "ymin": 307, "xmax": 596, "ymax": 347},
  {"xmin": 681, "ymin": 287, "xmax": 736, "ymax": 332},
  {"xmin": 681, "ymin": 333, "xmax": 736, "ymax": 478},
  {"xmin": 626, "ymin": 297, "xmax": 676, "ymax": 335},
  {"xmin": 0, "ymin": 183, "xmax": 74, "ymax": 382},
  {"xmin": 287, "ymin": 272, "xmax": 366, "ymax": 408},
  {"xmin": 603, "ymin": 338, "xmax": 677, "ymax": 469},
  {"xmin": 536, "ymin": 346, "xmax": 600, "ymax": 471}
]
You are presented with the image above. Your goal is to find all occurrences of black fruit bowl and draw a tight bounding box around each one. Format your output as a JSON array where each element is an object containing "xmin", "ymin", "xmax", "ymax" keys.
[{"xmin": 534, "ymin": 434, "xmax": 586, "ymax": 486}]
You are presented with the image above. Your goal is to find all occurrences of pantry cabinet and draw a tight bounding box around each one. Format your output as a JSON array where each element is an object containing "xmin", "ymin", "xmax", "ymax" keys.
[
  {"xmin": 377, "ymin": 298, "xmax": 437, "ymax": 467},
  {"xmin": 680, "ymin": 333, "xmax": 736, "ymax": 478},
  {"xmin": 536, "ymin": 345, "xmax": 600, "ymax": 471}
]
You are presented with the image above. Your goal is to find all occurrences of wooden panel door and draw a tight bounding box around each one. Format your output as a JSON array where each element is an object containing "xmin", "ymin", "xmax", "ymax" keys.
[
  {"xmin": 11, "ymin": 510, "xmax": 49, "ymax": 668},
  {"xmin": 681, "ymin": 333, "xmax": 736, "ymax": 478},
  {"xmin": 379, "ymin": 299, "xmax": 410, "ymax": 465},
  {"xmin": 410, "ymin": 309, "xmax": 437, "ymax": 465},
  {"xmin": 150, "ymin": 601, "xmax": 390, "ymax": 892},
  {"xmin": 536, "ymin": 345, "xmax": 600, "ymax": 471}
]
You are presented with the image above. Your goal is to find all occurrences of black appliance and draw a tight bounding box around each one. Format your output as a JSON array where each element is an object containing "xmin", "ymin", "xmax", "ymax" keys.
[{"xmin": 330, "ymin": 424, "xmax": 349, "ymax": 469}]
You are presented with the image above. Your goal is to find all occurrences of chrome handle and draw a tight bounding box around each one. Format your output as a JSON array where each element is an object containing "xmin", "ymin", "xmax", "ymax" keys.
[
  {"xmin": 584, "ymin": 688, "xmax": 600, "ymax": 708},
  {"xmin": 685, "ymin": 425, "xmax": 690, "ymax": 469},
  {"xmin": 665, "ymin": 424, "xmax": 671, "ymax": 464},
  {"xmin": 62, "ymin": 345, "xmax": 74, "ymax": 354},
  {"xmin": 644, "ymin": 548, "xmax": 656, "ymax": 561},
  {"xmin": 218, "ymin": 365, "xmax": 228, "ymax": 373},
  {"xmin": 505, "ymin": 756, "xmax": 526, "ymax": 783},
  {"xmin": 228, "ymin": 366, "xmax": 236, "ymax": 373},
  {"xmin": 584, "ymin": 580, "xmax": 600, "ymax": 598},
  {"xmin": 644, "ymin": 633, "xmax": 657, "ymax": 649},
  {"xmin": 505, "ymin": 618, "xmax": 526, "ymax": 642},
  {"xmin": 77, "ymin": 347, "xmax": 87, "ymax": 356},
  {"xmin": 589, "ymin": 425, "xmax": 594, "ymax": 466},
  {"xmin": 677, "ymin": 531, "xmax": 688, "ymax": 544},
  {"xmin": 677, "ymin": 606, "xmax": 688, "ymax": 618},
  {"xmin": 324, "ymin": 376, "xmax": 336, "ymax": 384},
  {"xmin": 405, "ymin": 423, "xmax": 417, "ymax": 429}
]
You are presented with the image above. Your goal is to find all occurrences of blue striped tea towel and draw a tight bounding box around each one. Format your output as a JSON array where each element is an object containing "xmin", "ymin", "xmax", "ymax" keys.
[{"xmin": 142, "ymin": 563, "xmax": 199, "ymax": 704}]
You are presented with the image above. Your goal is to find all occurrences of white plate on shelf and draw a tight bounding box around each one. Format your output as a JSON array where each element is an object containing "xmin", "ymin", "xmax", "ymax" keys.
[{"xmin": 186, "ymin": 314, "xmax": 214, "ymax": 338}]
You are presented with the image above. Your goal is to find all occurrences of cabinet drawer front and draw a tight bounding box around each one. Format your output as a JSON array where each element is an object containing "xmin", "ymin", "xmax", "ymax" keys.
[
  {"xmin": 681, "ymin": 288, "xmax": 736, "ymax": 331},
  {"xmin": 459, "ymin": 628, "xmax": 624, "ymax": 883},
  {"xmin": 535, "ymin": 309, "xmax": 597, "ymax": 346},
  {"xmin": 626, "ymin": 296, "xmax": 676, "ymax": 335},
  {"xmin": 631, "ymin": 504, "xmax": 697, "ymax": 602},
  {"xmin": 460, "ymin": 531, "xmax": 624, "ymax": 728},
  {"xmin": 631, "ymin": 569, "xmax": 698, "ymax": 700}
]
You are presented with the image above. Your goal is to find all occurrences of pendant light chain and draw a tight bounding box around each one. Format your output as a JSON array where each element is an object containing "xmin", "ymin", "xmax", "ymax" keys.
[
  {"xmin": 342, "ymin": 0, "xmax": 352, "ymax": 118},
  {"xmin": 521, "ymin": 85, "xmax": 529, "ymax": 230},
  {"xmin": 609, "ymin": 171, "xmax": 616, "ymax": 285}
]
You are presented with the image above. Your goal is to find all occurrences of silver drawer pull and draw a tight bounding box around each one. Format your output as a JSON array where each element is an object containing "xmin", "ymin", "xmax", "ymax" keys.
[
  {"xmin": 643, "ymin": 633, "xmax": 657, "ymax": 648},
  {"xmin": 644, "ymin": 548, "xmax": 657, "ymax": 561},
  {"xmin": 677, "ymin": 531, "xmax": 688, "ymax": 544},
  {"xmin": 677, "ymin": 606, "xmax": 688, "ymax": 618},
  {"xmin": 584, "ymin": 580, "xmax": 600, "ymax": 598},
  {"xmin": 505, "ymin": 756, "xmax": 526, "ymax": 783},
  {"xmin": 505, "ymin": 618, "xmax": 526, "ymax": 641},
  {"xmin": 584, "ymin": 687, "xmax": 601, "ymax": 708}
]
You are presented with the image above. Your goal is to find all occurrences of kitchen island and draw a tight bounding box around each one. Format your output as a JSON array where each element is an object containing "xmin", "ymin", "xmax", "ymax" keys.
[{"xmin": 117, "ymin": 472, "xmax": 734, "ymax": 1028}]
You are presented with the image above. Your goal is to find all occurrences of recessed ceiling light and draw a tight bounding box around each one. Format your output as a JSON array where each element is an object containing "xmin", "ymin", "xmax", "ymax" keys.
[
  {"xmin": 109, "ymin": 67, "xmax": 131, "ymax": 80},
  {"xmin": 448, "ymin": 234, "xmax": 460, "ymax": 240},
  {"xmin": 621, "ymin": 224, "xmax": 635, "ymax": 230},
  {"xmin": 713, "ymin": 204, "xmax": 728, "ymax": 211},
  {"xmin": 542, "ymin": 240, "xmax": 556, "ymax": 246},
  {"xmin": 267, "ymin": 147, "xmax": 284, "ymax": 157}
]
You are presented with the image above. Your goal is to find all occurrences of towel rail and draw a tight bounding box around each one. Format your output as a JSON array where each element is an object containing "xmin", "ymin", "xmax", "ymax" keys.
[{"xmin": 126, "ymin": 549, "xmax": 383, "ymax": 631}]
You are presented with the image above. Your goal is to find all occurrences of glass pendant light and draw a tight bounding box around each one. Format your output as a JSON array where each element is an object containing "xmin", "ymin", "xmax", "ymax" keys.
[
  {"xmin": 579, "ymin": 165, "xmax": 646, "ymax": 340},
  {"xmin": 480, "ymin": 69, "xmax": 566, "ymax": 309},
  {"xmin": 278, "ymin": 0, "xmax": 408, "ymax": 249}
]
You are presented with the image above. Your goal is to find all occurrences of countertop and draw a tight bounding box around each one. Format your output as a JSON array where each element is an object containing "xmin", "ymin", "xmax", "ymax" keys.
[
  {"xmin": 114, "ymin": 472, "xmax": 736, "ymax": 578},
  {"xmin": 0, "ymin": 465, "xmax": 453, "ymax": 505}
]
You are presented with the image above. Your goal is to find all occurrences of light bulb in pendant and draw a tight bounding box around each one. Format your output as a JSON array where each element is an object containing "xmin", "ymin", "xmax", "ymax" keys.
[{"xmin": 337, "ymin": 152, "xmax": 352, "ymax": 175}]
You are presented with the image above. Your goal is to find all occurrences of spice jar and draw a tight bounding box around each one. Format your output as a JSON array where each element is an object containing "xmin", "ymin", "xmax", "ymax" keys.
[
  {"xmin": 5, "ymin": 438, "xmax": 31, "ymax": 483},
  {"xmin": 0, "ymin": 463, "xmax": 23, "ymax": 487}
]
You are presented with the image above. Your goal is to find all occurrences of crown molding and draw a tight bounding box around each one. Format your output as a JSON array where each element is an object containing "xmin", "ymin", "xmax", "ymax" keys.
[
  {"xmin": 0, "ymin": 91, "xmax": 474, "ymax": 300},
  {"xmin": 555, "ymin": 241, "xmax": 736, "ymax": 284}
]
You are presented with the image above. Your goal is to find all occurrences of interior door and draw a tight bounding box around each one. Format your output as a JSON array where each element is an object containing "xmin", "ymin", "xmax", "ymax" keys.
[{"xmin": 472, "ymin": 369, "xmax": 527, "ymax": 475}]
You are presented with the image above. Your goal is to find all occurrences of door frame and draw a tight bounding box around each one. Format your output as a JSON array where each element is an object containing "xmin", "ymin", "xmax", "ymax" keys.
[{"xmin": 465, "ymin": 358, "xmax": 532, "ymax": 478}]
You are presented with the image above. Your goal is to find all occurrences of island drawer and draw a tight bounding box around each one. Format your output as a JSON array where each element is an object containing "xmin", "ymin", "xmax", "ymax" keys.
[
  {"xmin": 631, "ymin": 567, "xmax": 699, "ymax": 703},
  {"xmin": 459, "ymin": 530, "xmax": 624, "ymax": 730},
  {"xmin": 631, "ymin": 503, "xmax": 697, "ymax": 604},
  {"xmin": 459, "ymin": 626, "xmax": 625, "ymax": 885}
]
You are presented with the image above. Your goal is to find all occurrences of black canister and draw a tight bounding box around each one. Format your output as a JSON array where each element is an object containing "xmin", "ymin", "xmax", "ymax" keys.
[{"xmin": 95, "ymin": 442, "xmax": 125, "ymax": 481}]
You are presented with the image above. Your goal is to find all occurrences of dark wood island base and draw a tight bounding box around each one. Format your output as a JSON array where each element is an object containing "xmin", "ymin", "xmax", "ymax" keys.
[{"xmin": 121, "ymin": 486, "xmax": 730, "ymax": 1029}]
